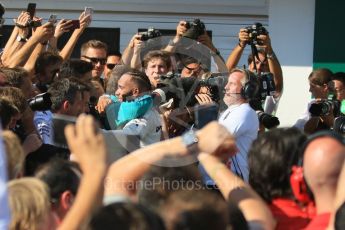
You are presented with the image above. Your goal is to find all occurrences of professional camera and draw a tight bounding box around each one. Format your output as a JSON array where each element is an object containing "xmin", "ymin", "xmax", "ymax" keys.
[
  {"xmin": 28, "ymin": 92, "xmax": 52, "ymax": 111},
  {"xmin": 309, "ymin": 99, "xmax": 340, "ymax": 117},
  {"xmin": 245, "ymin": 22, "xmax": 268, "ymax": 45},
  {"xmin": 334, "ymin": 116, "xmax": 345, "ymax": 134},
  {"xmin": 139, "ymin": 27, "xmax": 162, "ymax": 41},
  {"xmin": 257, "ymin": 72, "xmax": 276, "ymax": 101},
  {"xmin": 27, "ymin": 19, "xmax": 42, "ymax": 28},
  {"xmin": 257, "ymin": 111, "xmax": 280, "ymax": 129},
  {"xmin": 182, "ymin": 19, "xmax": 206, "ymax": 40}
]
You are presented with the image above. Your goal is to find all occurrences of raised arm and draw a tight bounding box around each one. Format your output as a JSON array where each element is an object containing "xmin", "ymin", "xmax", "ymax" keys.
[
  {"xmin": 121, "ymin": 34, "xmax": 141, "ymax": 66},
  {"xmin": 7, "ymin": 22, "xmax": 54, "ymax": 68},
  {"xmin": 105, "ymin": 122, "xmax": 237, "ymax": 197},
  {"xmin": 59, "ymin": 12, "xmax": 91, "ymax": 60},
  {"xmin": 59, "ymin": 115, "xmax": 107, "ymax": 230},
  {"xmin": 198, "ymin": 153, "xmax": 276, "ymax": 230}
]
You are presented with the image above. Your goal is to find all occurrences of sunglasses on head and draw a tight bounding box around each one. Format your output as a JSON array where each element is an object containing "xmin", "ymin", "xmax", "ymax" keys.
[
  {"xmin": 82, "ymin": 56, "xmax": 107, "ymax": 65},
  {"xmin": 106, "ymin": 63, "xmax": 118, "ymax": 70}
]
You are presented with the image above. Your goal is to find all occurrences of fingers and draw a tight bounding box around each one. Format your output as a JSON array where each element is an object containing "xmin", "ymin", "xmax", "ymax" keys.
[
  {"xmin": 95, "ymin": 97, "xmax": 112, "ymax": 113},
  {"xmin": 195, "ymin": 94, "xmax": 213, "ymax": 105}
]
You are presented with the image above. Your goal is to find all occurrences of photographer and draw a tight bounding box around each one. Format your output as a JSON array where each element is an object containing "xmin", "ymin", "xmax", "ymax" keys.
[
  {"xmin": 294, "ymin": 68, "xmax": 335, "ymax": 134},
  {"xmin": 226, "ymin": 24, "xmax": 283, "ymax": 115}
]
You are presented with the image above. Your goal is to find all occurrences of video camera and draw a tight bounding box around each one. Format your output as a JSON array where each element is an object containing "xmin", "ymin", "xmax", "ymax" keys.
[
  {"xmin": 139, "ymin": 27, "xmax": 162, "ymax": 41},
  {"xmin": 182, "ymin": 18, "xmax": 206, "ymax": 40},
  {"xmin": 257, "ymin": 72, "xmax": 276, "ymax": 101},
  {"xmin": 245, "ymin": 22, "xmax": 268, "ymax": 45},
  {"xmin": 309, "ymin": 99, "xmax": 340, "ymax": 117},
  {"xmin": 156, "ymin": 72, "xmax": 225, "ymax": 107}
]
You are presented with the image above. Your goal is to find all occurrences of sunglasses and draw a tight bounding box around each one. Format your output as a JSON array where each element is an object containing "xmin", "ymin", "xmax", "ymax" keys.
[
  {"xmin": 106, "ymin": 63, "xmax": 118, "ymax": 70},
  {"xmin": 82, "ymin": 55, "xmax": 107, "ymax": 65}
]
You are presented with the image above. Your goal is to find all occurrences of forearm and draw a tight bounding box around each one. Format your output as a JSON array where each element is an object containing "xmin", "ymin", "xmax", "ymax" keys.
[
  {"xmin": 7, "ymin": 37, "xmax": 40, "ymax": 68},
  {"xmin": 198, "ymin": 153, "xmax": 276, "ymax": 230},
  {"xmin": 267, "ymin": 47, "xmax": 283, "ymax": 96},
  {"xmin": 59, "ymin": 30, "xmax": 82, "ymax": 60},
  {"xmin": 121, "ymin": 45, "xmax": 134, "ymax": 66},
  {"xmin": 1, "ymin": 27, "xmax": 19, "ymax": 63},
  {"xmin": 24, "ymin": 43, "xmax": 44, "ymax": 75},
  {"xmin": 130, "ymin": 50, "xmax": 142, "ymax": 70},
  {"xmin": 226, "ymin": 44, "xmax": 245, "ymax": 71}
]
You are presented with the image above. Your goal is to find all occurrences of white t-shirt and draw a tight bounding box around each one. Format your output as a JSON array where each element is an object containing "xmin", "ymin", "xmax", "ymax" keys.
[
  {"xmin": 294, "ymin": 99, "xmax": 315, "ymax": 131},
  {"xmin": 218, "ymin": 103, "xmax": 259, "ymax": 182},
  {"xmin": 122, "ymin": 108, "xmax": 162, "ymax": 147}
]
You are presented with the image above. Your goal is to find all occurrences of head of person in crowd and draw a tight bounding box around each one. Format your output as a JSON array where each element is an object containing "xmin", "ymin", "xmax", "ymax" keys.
[
  {"xmin": 0, "ymin": 98, "xmax": 20, "ymax": 129},
  {"xmin": 34, "ymin": 52, "xmax": 63, "ymax": 91},
  {"xmin": 115, "ymin": 71, "xmax": 152, "ymax": 102},
  {"xmin": 104, "ymin": 51, "xmax": 122, "ymax": 78},
  {"xmin": 308, "ymin": 68, "xmax": 333, "ymax": 99},
  {"xmin": 59, "ymin": 59, "xmax": 93, "ymax": 83},
  {"xmin": 143, "ymin": 50, "xmax": 171, "ymax": 88},
  {"xmin": 0, "ymin": 67, "xmax": 35, "ymax": 99},
  {"xmin": 2, "ymin": 130, "xmax": 25, "ymax": 180},
  {"xmin": 89, "ymin": 202, "xmax": 165, "ymax": 230},
  {"xmin": 80, "ymin": 40, "xmax": 108, "ymax": 81},
  {"xmin": 0, "ymin": 87, "xmax": 27, "ymax": 127},
  {"xmin": 78, "ymin": 80, "xmax": 92, "ymax": 114},
  {"xmin": 47, "ymin": 78, "xmax": 84, "ymax": 116},
  {"xmin": 223, "ymin": 68, "xmax": 258, "ymax": 106},
  {"xmin": 105, "ymin": 64, "xmax": 131, "ymax": 95},
  {"xmin": 160, "ymin": 189, "xmax": 229, "ymax": 230},
  {"xmin": 332, "ymin": 72, "xmax": 345, "ymax": 101},
  {"xmin": 138, "ymin": 156, "xmax": 202, "ymax": 213},
  {"xmin": 8, "ymin": 178, "xmax": 57, "ymax": 230},
  {"xmin": 35, "ymin": 159, "xmax": 81, "ymax": 223},
  {"xmin": 180, "ymin": 57, "xmax": 203, "ymax": 78},
  {"xmin": 247, "ymin": 49, "xmax": 269, "ymax": 74},
  {"xmin": 303, "ymin": 131, "xmax": 345, "ymax": 214},
  {"xmin": 248, "ymin": 127, "xmax": 307, "ymax": 203}
]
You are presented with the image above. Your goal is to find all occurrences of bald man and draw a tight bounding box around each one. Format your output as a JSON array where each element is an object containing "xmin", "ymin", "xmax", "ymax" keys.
[{"xmin": 303, "ymin": 132, "xmax": 345, "ymax": 230}]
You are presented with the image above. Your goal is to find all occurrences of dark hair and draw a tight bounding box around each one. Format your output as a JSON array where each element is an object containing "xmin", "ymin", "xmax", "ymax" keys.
[
  {"xmin": 124, "ymin": 71, "xmax": 152, "ymax": 93},
  {"xmin": 34, "ymin": 52, "xmax": 63, "ymax": 75},
  {"xmin": 142, "ymin": 50, "xmax": 171, "ymax": 70},
  {"xmin": 0, "ymin": 98, "xmax": 19, "ymax": 128},
  {"xmin": 0, "ymin": 86, "xmax": 27, "ymax": 113},
  {"xmin": 35, "ymin": 159, "xmax": 80, "ymax": 204},
  {"xmin": 247, "ymin": 49, "xmax": 266, "ymax": 65},
  {"xmin": 107, "ymin": 51, "xmax": 122, "ymax": 58},
  {"xmin": 248, "ymin": 127, "xmax": 307, "ymax": 202},
  {"xmin": 0, "ymin": 67, "xmax": 29, "ymax": 88},
  {"xmin": 47, "ymin": 78, "xmax": 82, "ymax": 112},
  {"xmin": 59, "ymin": 59, "xmax": 93, "ymax": 80},
  {"xmin": 308, "ymin": 68, "xmax": 333, "ymax": 86},
  {"xmin": 332, "ymin": 72, "xmax": 345, "ymax": 86},
  {"xmin": 138, "ymin": 156, "xmax": 202, "ymax": 212},
  {"xmin": 89, "ymin": 202, "xmax": 165, "ymax": 230},
  {"xmin": 335, "ymin": 201, "xmax": 345, "ymax": 230}
]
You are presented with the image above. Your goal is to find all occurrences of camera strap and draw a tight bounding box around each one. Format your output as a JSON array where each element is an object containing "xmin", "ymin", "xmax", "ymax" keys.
[{"xmin": 250, "ymin": 43, "xmax": 266, "ymax": 73}]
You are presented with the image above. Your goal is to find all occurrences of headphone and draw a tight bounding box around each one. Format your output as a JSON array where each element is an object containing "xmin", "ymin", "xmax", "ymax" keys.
[
  {"xmin": 240, "ymin": 69, "xmax": 259, "ymax": 100},
  {"xmin": 290, "ymin": 130, "xmax": 345, "ymax": 204}
]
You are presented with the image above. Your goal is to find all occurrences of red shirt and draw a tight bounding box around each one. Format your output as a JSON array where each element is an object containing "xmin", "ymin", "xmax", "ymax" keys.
[
  {"xmin": 269, "ymin": 198, "xmax": 313, "ymax": 230},
  {"xmin": 303, "ymin": 213, "xmax": 330, "ymax": 230}
]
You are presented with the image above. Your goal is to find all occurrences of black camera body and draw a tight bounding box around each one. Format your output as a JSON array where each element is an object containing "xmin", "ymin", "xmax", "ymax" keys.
[
  {"xmin": 309, "ymin": 99, "xmax": 340, "ymax": 117},
  {"xmin": 257, "ymin": 111, "xmax": 280, "ymax": 129},
  {"xmin": 182, "ymin": 19, "xmax": 206, "ymax": 40},
  {"xmin": 28, "ymin": 92, "xmax": 52, "ymax": 111},
  {"xmin": 334, "ymin": 116, "xmax": 345, "ymax": 134},
  {"xmin": 28, "ymin": 19, "xmax": 42, "ymax": 28},
  {"xmin": 245, "ymin": 23, "xmax": 268, "ymax": 45},
  {"xmin": 139, "ymin": 27, "xmax": 162, "ymax": 41}
]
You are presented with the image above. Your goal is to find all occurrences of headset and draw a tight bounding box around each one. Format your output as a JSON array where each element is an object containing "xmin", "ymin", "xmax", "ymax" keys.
[
  {"xmin": 240, "ymin": 69, "xmax": 259, "ymax": 100},
  {"xmin": 290, "ymin": 130, "xmax": 345, "ymax": 204}
]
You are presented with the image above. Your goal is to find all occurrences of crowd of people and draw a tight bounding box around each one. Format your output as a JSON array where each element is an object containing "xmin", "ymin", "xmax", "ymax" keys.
[{"xmin": 1, "ymin": 3, "xmax": 345, "ymax": 230}]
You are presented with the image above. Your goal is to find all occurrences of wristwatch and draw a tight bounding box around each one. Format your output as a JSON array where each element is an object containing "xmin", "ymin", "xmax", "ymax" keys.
[
  {"xmin": 168, "ymin": 39, "xmax": 178, "ymax": 47},
  {"xmin": 266, "ymin": 52, "xmax": 276, "ymax": 60},
  {"xmin": 16, "ymin": 35, "xmax": 27, "ymax": 42},
  {"xmin": 182, "ymin": 129, "xmax": 199, "ymax": 153}
]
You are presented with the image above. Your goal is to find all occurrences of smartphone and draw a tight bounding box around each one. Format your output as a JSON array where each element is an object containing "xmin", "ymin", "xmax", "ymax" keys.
[
  {"xmin": 194, "ymin": 103, "xmax": 219, "ymax": 129},
  {"xmin": 52, "ymin": 114, "xmax": 76, "ymax": 148},
  {"xmin": 84, "ymin": 7, "xmax": 93, "ymax": 17},
  {"xmin": 70, "ymin": 20, "xmax": 80, "ymax": 29},
  {"xmin": 48, "ymin": 14, "xmax": 57, "ymax": 24},
  {"xmin": 27, "ymin": 3, "xmax": 36, "ymax": 19}
]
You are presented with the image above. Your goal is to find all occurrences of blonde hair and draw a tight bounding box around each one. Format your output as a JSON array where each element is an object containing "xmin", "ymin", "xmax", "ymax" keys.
[
  {"xmin": 2, "ymin": 130, "xmax": 24, "ymax": 179},
  {"xmin": 8, "ymin": 178, "xmax": 51, "ymax": 230}
]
